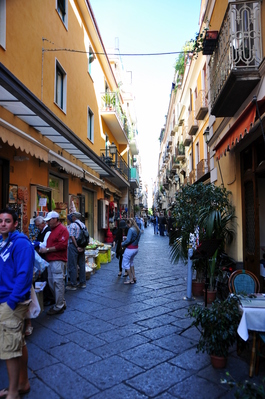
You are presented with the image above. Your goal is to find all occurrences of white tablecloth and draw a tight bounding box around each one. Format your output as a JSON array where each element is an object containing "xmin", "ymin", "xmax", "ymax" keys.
[{"xmin": 237, "ymin": 303, "xmax": 265, "ymax": 341}]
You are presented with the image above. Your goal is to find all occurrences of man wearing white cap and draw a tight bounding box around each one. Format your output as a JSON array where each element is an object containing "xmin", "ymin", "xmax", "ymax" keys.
[{"xmin": 39, "ymin": 211, "xmax": 69, "ymax": 315}]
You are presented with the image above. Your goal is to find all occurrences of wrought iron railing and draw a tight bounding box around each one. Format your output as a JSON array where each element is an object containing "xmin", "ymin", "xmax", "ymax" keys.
[
  {"xmin": 187, "ymin": 110, "xmax": 198, "ymax": 135},
  {"xmin": 210, "ymin": 1, "xmax": 262, "ymax": 105},
  {"xmin": 182, "ymin": 125, "xmax": 192, "ymax": 147},
  {"xmin": 196, "ymin": 158, "xmax": 210, "ymax": 180},
  {"xmin": 100, "ymin": 147, "xmax": 129, "ymax": 180},
  {"xmin": 129, "ymin": 167, "xmax": 139, "ymax": 184},
  {"xmin": 189, "ymin": 169, "xmax": 196, "ymax": 184},
  {"xmin": 195, "ymin": 90, "xmax": 208, "ymax": 119}
]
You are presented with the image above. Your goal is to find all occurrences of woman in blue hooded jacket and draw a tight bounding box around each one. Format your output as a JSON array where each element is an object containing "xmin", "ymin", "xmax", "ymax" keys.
[{"xmin": 121, "ymin": 218, "xmax": 141, "ymax": 284}]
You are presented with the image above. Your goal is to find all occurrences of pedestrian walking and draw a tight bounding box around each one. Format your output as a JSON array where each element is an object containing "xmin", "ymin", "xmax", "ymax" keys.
[
  {"xmin": 159, "ymin": 212, "xmax": 167, "ymax": 236},
  {"xmin": 122, "ymin": 218, "xmax": 141, "ymax": 284},
  {"xmin": 0, "ymin": 208, "xmax": 34, "ymax": 399},
  {"xmin": 113, "ymin": 219, "xmax": 128, "ymax": 277},
  {"xmin": 39, "ymin": 211, "xmax": 69, "ymax": 315},
  {"xmin": 66, "ymin": 212, "xmax": 88, "ymax": 291},
  {"xmin": 153, "ymin": 212, "xmax": 159, "ymax": 235}
]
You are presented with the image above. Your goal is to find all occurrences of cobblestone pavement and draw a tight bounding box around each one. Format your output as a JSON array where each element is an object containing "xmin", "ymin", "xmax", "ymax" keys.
[{"xmin": 0, "ymin": 226, "xmax": 264, "ymax": 398}]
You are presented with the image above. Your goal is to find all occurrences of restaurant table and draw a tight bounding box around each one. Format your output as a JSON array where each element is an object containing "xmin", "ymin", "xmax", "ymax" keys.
[{"xmin": 237, "ymin": 295, "xmax": 265, "ymax": 377}]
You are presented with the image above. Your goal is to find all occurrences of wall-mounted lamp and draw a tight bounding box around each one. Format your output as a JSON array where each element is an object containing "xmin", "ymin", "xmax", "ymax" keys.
[
  {"xmin": 174, "ymin": 174, "xmax": 180, "ymax": 183},
  {"xmin": 109, "ymin": 142, "xmax": 117, "ymax": 156},
  {"xmin": 203, "ymin": 127, "xmax": 210, "ymax": 144}
]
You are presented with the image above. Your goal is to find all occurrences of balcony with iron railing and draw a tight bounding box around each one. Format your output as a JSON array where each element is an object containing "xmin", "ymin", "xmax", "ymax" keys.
[
  {"xmin": 187, "ymin": 110, "xmax": 199, "ymax": 136},
  {"xmin": 196, "ymin": 155, "xmax": 210, "ymax": 181},
  {"xmin": 129, "ymin": 167, "xmax": 140, "ymax": 189},
  {"xmin": 195, "ymin": 90, "xmax": 208, "ymax": 120},
  {"xmin": 175, "ymin": 144, "xmax": 185, "ymax": 161},
  {"xmin": 210, "ymin": 1, "xmax": 262, "ymax": 117},
  {"xmin": 128, "ymin": 127, "xmax": 139, "ymax": 156},
  {"xmin": 182, "ymin": 125, "xmax": 192, "ymax": 147},
  {"xmin": 100, "ymin": 147, "xmax": 129, "ymax": 182},
  {"xmin": 189, "ymin": 169, "xmax": 196, "ymax": 184},
  {"xmin": 100, "ymin": 92, "xmax": 129, "ymax": 143}
]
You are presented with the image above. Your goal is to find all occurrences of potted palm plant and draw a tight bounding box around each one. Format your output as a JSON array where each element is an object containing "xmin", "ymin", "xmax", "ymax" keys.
[
  {"xmin": 199, "ymin": 206, "xmax": 236, "ymax": 303},
  {"xmin": 188, "ymin": 295, "xmax": 241, "ymax": 368}
]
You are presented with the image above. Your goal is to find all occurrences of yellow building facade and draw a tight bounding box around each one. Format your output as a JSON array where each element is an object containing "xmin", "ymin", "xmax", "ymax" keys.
[{"xmin": 202, "ymin": 0, "xmax": 265, "ymax": 283}]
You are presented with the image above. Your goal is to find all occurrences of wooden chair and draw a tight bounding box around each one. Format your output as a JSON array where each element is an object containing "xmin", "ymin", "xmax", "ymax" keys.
[
  {"xmin": 228, "ymin": 269, "xmax": 260, "ymax": 295},
  {"xmin": 228, "ymin": 269, "xmax": 260, "ymax": 363}
]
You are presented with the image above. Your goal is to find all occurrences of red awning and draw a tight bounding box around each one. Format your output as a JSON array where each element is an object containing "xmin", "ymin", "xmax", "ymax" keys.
[{"xmin": 214, "ymin": 97, "xmax": 265, "ymax": 160}]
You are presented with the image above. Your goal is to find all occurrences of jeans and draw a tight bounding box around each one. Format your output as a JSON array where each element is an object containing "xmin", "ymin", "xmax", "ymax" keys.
[
  {"xmin": 154, "ymin": 223, "xmax": 158, "ymax": 234},
  {"xmin": 122, "ymin": 248, "xmax": 139, "ymax": 270},
  {"xmin": 67, "ymin": 243, "xmax": 86, "ymax": 286}
]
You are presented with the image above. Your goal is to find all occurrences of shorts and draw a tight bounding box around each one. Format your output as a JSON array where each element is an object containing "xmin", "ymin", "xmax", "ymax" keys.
[{"xmin": 0, "ymin": 302, "xmax": 29, "ymax": 360}]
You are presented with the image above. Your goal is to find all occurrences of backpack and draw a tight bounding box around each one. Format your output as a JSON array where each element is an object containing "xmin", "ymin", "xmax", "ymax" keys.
[{"xmin": 74, "ymin": 221, "xmax": 89, "ymax": 248}]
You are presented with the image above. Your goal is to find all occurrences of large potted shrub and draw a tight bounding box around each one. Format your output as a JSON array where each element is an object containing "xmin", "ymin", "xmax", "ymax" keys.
[
  {"xmin": 170, "ymin": 183, "xmax": 236, "ymax": 302},
  {"xmin": 188, "ymin": 295, "xmax": 241, "ymax": 368}
]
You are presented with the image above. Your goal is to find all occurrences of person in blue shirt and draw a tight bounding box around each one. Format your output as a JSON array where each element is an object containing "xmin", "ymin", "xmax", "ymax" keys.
[
  {"xmin": 0, "ymin": 208, "xmax": 34, "ymax": 399},
  {"xmin": 121, "ymin": 218, "xmax": 141, "ymax": 284}
]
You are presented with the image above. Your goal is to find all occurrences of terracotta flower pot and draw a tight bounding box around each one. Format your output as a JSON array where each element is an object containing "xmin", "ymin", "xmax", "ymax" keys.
[
  {"xmin": 203, "ymin": 289, "xmax": 217, "ymax": 304},
  {"xmin": 210, "ymin": 355, "xmax": 227, "ymax": 369},
  {"xmin": 192, "ymin": 280, "xmax": 205, "ymax": 296}
]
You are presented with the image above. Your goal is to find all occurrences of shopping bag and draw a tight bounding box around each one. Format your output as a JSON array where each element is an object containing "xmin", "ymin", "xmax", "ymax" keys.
[{"xmin": 25, "ymin": 286, "xmax": 41, "ymax": 319}]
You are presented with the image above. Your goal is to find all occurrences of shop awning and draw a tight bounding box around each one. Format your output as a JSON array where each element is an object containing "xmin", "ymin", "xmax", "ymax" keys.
[
  {"xmin": 214, "ymin": 97, "xmax": 265, "ymax": 160},
  {"xmin": 0, "ymin": 63, "xmax": 114, "ymax": 178},
  {"xmin": 48, "ymin": 151, "xmax": 105, "ymax": 187},
  {"xmin": 0, "ymin": 119, "xmax": 49, "ymax": 162}
]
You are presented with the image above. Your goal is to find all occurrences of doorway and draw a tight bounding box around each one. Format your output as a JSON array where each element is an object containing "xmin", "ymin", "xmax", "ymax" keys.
[
  {"xmin": 241, "ymin": 137, "xmax": 265, "ymax": 280},
  {"xmin": 82, "ymin": 189, "xmax": 94, "ymax": 237},
  {"xmin": 0, "ymin": 158, "xmax": 10, "ymax": 208}
]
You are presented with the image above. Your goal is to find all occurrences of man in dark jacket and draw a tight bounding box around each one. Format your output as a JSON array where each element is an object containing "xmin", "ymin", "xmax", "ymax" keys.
[{"xmin": 0, "ymin": 208, "xmax": 34, "ymax": 399}]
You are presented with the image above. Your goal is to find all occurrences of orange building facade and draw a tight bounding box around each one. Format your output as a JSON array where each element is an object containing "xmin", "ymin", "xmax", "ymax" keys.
[{"xmin": 0, "ymin": 0, "xmax": 139, "ymax": 241}]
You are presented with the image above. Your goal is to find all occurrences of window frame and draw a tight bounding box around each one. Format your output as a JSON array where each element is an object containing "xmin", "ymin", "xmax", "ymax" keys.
[
  {"xmin": 56, "ymin": 0, "xmax": 68, "ymax": 29},
  {"xmin": 0, "ymin": 0, "xmax": 6, "ymax": 50},
  {"xmin": 55, "ymin": 59, "xmax": 67, "ymax": 113},
  {"xmin": 88, "ymin": 45, "xmax": 95, "ymax": 75},
  {"xmin": 87, "ymin": 107, "xmax": 94, "ymax": 143}
]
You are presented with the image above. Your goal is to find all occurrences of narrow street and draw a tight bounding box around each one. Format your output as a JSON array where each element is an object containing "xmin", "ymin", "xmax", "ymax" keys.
[{"xmin": 0, "ymin": 225, "xmax": 264, "ymax": 398}]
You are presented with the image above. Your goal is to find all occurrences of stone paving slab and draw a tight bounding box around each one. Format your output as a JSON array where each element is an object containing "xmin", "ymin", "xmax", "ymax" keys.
[{"xmin": 0, "ymin": 225, "xmax": 264, "ymax": 398}]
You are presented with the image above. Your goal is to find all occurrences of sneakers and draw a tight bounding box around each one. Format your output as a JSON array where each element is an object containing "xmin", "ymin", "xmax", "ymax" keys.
[
  {"xmin": 65, "ymin": 285, "xmax": 77, "ymax": 291},
  {"xmin": 78, "ymin": 283, "xmax": 86, "ymax": 289},
  {"xmin": 47, "ymin": 307, "xmax": 64, "ymax": 315}
]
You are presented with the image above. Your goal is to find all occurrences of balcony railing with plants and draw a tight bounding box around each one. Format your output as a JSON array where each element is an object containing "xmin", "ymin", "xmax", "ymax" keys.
[
  {"xmin": 100, "ymin": 147, "xmax": 129, "ymax": 181},
  {"xmin": 175, "ymin": 143, "xmax": 185, "ymax": 161},
  {"xmin": 210, "ymin": 1, "xmax": 262, "ymax": 107},
  {"xmin": 195, "ymin": 90, "xmax": 208, "ymax": 120},
  {"xmin": 100, "ymin": 92, "xmax": 129, "ymax": 136}
]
